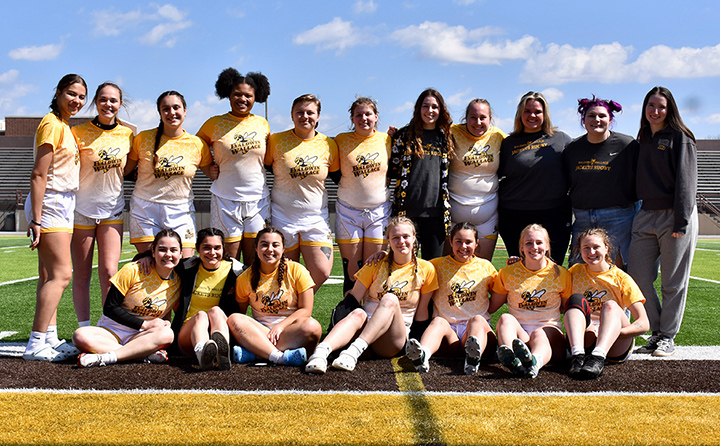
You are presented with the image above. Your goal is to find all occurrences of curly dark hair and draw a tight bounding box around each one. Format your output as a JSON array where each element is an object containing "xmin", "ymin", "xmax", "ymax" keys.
[{"xmin": 215, "ymin": 67, "xmax": 271, "ymax": 103}]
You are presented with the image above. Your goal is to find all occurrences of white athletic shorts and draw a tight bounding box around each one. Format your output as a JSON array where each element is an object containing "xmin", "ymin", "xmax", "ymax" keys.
[
  {"xmin": 25, "ymin": 190, "xmax": 75, "ymax": 233},
  {"xmin": 450, "ymin": 321, "xmax": 468, "ymax": 341},
  {"xmin": 520, "ymin": 322, "xmax": 563, "ymax": 336},
  {"xmin": 450, "ymin": 196, "xmax": 498, "ymax": 239},
  {"xmin": 74, "ymin": 201, "xmax": 125, "ymax": 230},
  {"xmin": 211, "ymin": 194, "xmax": 270, "ymax": 243},
  {"xmin": 271, "ymin": 206, "xmax": 332, "ymax": 250},
  {"xmin": 129, "ymin": 196, "xmax": 196, "ymax": 248},
  {"xmin": 335, "ymin": 200, "xmax": 390, "ymax": 245},
  {"xmin": 97, "ymin": 315, "xmax": 140, "ymax": 345}
]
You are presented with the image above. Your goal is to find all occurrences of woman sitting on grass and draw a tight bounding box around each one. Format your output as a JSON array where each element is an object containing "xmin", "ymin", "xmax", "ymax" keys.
[
  {"xmin": 72, "ymin": 229, "xmax": 182, "ymax": 367},
  {"xmin": 565, "ymin": 228, "xmax": 649, "ymax": 379},
  {"xmin": 492, "ymin": 224, "xmax": 572, "ymax": 378},
  {"xmin": 305, "ymin": 216, "xmax": 438, "ymax": 374},
  {"xmin": 405, "ymin": 222, "xmax": 500, "ymax": 375},
  {"xmin": 227, "ymin": 227, "xmax": 322, "ymax": 366},
  {"xmin": 171, "ymin": 228, "xmax": 244, "ymax": 371}
]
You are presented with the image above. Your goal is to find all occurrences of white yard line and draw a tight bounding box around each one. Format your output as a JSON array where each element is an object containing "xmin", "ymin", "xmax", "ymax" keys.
[{"xmin": 690, "ymin": 275, "xmax": 720, "ymax": 284}]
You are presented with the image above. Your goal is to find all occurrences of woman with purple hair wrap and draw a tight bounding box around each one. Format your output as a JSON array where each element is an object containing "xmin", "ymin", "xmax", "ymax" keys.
[{"xmin": 562, "ymin": 96, "xmax": 640, "ymax": 267}]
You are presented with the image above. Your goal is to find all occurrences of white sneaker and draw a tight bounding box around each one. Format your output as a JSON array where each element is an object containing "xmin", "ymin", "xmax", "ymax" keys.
[
  {"xmin": 78, "ymin": 353, "xmax": 106, "ymax": 368},
  {"xmin": 652, "ymin": 337, "xmax": 676, "ymax": 357},
  {"xmin": 305, "ymin": 355, "xmax": 328, "ymax": 374},
  {"xmin": 51, "ymin": 339, "xmax": 80, "ymax": 356},
  {"xmin": 331, "ymin": 351, "xmax": 358, "ymax": 371},
  {"xmin": 23, "ymin": 344, "xmax": 68, "ymax": 362}
]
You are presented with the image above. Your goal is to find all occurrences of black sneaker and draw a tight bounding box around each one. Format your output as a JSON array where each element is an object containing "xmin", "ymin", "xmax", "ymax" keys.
[
  {"xmin": 580, "ymin": 354, "xmax": 605, "ymax": 379},
  {"xmin": 636, "ymin": 333, "xmax": 660, "ymax": 353},
  {"xmin": 568, "ymin": 354, "xmax": 585, "ymax": 377}
]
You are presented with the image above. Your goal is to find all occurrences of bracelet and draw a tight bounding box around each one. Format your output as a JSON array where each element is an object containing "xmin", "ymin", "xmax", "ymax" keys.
[{"xmin": 30, "ymin": 220, "xmax": 41, "ymax": 226}]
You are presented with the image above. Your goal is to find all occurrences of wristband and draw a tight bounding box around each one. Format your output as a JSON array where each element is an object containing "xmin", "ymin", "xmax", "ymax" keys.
[{"xmin": 31, "ymin": 220, "xmax": 41, "ymax": 226}]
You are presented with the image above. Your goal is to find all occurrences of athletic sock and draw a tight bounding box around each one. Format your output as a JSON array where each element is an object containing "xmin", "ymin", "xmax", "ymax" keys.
[
  {"xmin": 100, "ymin": 351, "xmax": 118, "ymax": 365},
  {"xmin": 571, "ymin": 345, "xmax": 585, "ymax": 356},
  {"xmin": 78, "ymin": 320, "xmax": 91, "ymax": 328},
  {"xmin": 345, "ymin": 338, "xmax": 369, "ymax": 360},
  {"xmin": 269, "ymin": 349, "xmax": 284, "ymax": 364},
  {"xmin": 313, "ymin": 342, "xmax": 332, "ymax": 359},
  {"xmin": 26, "ymin": 331, "xmax": 46, "ymax": 353},
  {"xmin": 194, "ymin": 342, "xmax": 205, "ymax": 363},
  {"xmin": 534, "ymin": 355, "xmax": 545, "ymax": 370},
  {"xmin": 422, "ymin": 346, "xmax": 432, "ymax": 361},
  {"xmin": 591, "ymin": 347, "xmax": 607, "ymax": 360},
  {"xmin": 46, "ymin": 325, "xmax": 60, "ymax": 346}
]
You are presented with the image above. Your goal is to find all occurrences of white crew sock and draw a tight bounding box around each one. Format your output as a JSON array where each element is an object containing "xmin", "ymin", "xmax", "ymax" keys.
[{"xmin": 269, "ymin": 349, "xmax": 284, "ymax": 364}]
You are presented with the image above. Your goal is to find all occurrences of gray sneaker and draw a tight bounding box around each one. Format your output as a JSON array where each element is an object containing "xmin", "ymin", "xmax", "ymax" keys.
[
  {"xmin": 636, "ymin": 334, "xmax": 661, "ymax": 353},
  {"xmin": 652, "ymin": 337, "xmax": 675, "ymax": 357}
]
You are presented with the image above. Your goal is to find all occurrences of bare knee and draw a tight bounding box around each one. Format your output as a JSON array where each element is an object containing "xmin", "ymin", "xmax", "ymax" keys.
[
  {"xmin": 379, "ymin": 293, "xmax": 400, "ymax": 310},
  {"xmin": 72, "ymin": 328, "xmax": 93, "ymax": 351},
  {"xmin": 299, "ymin": 318, "xmax": 322, "ymax": 343},
  {"xmin": 208, "ymin": 306, "xmax": 227, "ymax": 320}
]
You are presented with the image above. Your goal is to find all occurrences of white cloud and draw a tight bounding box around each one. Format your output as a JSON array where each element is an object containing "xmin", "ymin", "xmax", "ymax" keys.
[
  {"xmin": 703, "ymin": 114, "xmax": 720, "ymax": 125},
  {"xmin": 353, "ymin": 0, "xmax": 377, "ymax": 13},
  {"xmin": 140, "ymin": 21, "xmax": 192, "ymax": 47},
  {"xmin": 392, "ymin": 101, "xmax": 414, "ymax": 114},
  {"xmin": 444, "ymin": 87, "xmax": 473, "ymax": 108},
  {"xmin": 8, "ymin": 43, "xmax": 63, "ymax": 61},
  {"xmin": 293, "ymin": 18, "xmax": 376, "ymax": 53},
  {"xmin": 522, "ymin": 42, "xmax": 720, "ymax": 85},
  {"xmin": 92, "ymin": 4, "xmax": 192, "ymax": 47},
  {"xmin": 541, "ymin": 87, "xmax": 564, "ymax": 103},
  {"xmin": 391, "ymin": 22, "xmax": 537, "ymax": 65},
  {"xmin": 453, "ymin": 0, "xmax": 478, "ymax": 4},
  {"xmin": 0, "ymin": 69, "xmax": 19, "ymax": 83}
]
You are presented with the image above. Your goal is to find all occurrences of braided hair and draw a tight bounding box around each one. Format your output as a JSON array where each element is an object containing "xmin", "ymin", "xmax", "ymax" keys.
[
  {"xmin": 250, "ymin": 227, "xmax": 287, "ymax": 292},
  {"xmin": 50, "ymin": 74, "xmax": 87, "ymax": 119},
  {"xmin": 384, "ymin": 216, "xmax": 419, "ymax": 293}
]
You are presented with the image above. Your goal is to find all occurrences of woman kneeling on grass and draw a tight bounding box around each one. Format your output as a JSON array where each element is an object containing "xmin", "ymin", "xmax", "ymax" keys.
[
  {"xmin": 406, "ymin": 222, "xmax": 500, "ymax": 375},
  {"xmin": 492, "ymin": 224, "xmax": 572, "ymax": 378},
  {"xmin": 227, "ymin": 227, "xmax": 322, "ymax": 366},
  {"xmin": 305, "ymin": 216, "xmax": 438, "ymax": 374},
  {"xmin": 171, "ymin": 228, "xmax": 244, "ymax": 371},
  {"xmin": 72, "ymin": 229, "xmax": 182, "ymax": 367},
  {"xmin": 565, "ymin": 228, "xmax": 649, "ymax": 379}
]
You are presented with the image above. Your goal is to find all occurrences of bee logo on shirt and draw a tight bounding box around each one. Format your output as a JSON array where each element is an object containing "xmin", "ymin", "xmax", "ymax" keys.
[
  {"xmin": 230, "ymin": 131, "xmax": 261, "ymax": 155},
  {"xmin": 383, "ymin": 279, "xmax": 409, "ymax": 300},
  {"xmin": 259, "ymin": 290, "xmax": 288, "ymax": 314},
  {"xmin": 583, "ymin": 289, "xmax": 607, "ymax": 313},
  {"xmin": 449, "ymin": 280, "xmax": 477, "ymax": 307},
  {"xmin": 154, "ymin": 155, "xmax": 185, "ymax": 179},
  {"xmin": 290, "ymin": 155, "xmax": 320, "ymax": 179},
  {"xmin": 94, "ymin": 147, "xmax": 123, "ymax": 172},
  {"xmin": 353, "ymin": 152, "xmax": 381, "ymax": 177},
  {"xmin": 519, "ymin": 289, "xmax": 547, "ymax": 310},
  {"xmin": 463, "ymin": 144, "xmax": 493, "ymax": 167},
  {"xmin": 132, "ymin": 296, "xmax": 167, "ymax": 318}
]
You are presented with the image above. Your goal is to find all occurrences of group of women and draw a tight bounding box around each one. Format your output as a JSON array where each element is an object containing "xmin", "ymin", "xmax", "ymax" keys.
[{"xmin": 23, "ymin": 70, "xmax": 697, "ymax": 380}]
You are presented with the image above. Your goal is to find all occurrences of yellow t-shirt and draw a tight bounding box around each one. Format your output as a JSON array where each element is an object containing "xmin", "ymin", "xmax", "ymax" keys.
[
  {"xmin": 266, "ymin": 130, "xmax": 339, "ymax": 216},
  {"xmin": 109, "ymin": 262, "xmax": 181, "ymax": 321},
  {"xmin": 449, "ymin": 124, "xmax": 506, "ymax": 205},
  {"xmin": 72, "ymin": 121, "xmax": 133, "ymax": 218},
  {"xmin": 197, "ymin": 113, "xmax": 270, "ymax": 201},
  {"xmin": 430, "ymin": 255, "xmax": 497, "ymax": 324},
  {"xmin": 184, "ymin": 260, "xmax": 232, "ymax": 324},
  {"xmin": 334, "ymin": 130, "xmax": 391, "ymax": 209},
  {"xmin": 569, "ymin": 263, "xmax": 645, "ymax": 325},
  {"xmin": 355, "ymin": 258, "xmax": 438, "ymax": 327},
  {"xmin": 34, "ymin": 113, "xmax": 80, "ymax": 193},
  {"xmin": 493, "ymin": 260, "xmax": 572, "ymax": 329},
  {"xmin": 235, "ymin": 260, "xmax": 315, "ymax": 328},
  {"xmin": 129, "ymin": 129, "xmax": 213, "ymax": 204}
]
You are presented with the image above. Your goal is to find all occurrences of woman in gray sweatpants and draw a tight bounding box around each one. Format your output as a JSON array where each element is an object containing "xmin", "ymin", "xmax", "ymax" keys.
[{"xmin": 628, "ymin": 86, "xmax": 697, "ymax": 357}]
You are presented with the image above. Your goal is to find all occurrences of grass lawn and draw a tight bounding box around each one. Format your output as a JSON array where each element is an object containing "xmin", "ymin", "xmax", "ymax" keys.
[{"xmin": 1, "ymin": 234, "xmax": 718, "ymax": 346}]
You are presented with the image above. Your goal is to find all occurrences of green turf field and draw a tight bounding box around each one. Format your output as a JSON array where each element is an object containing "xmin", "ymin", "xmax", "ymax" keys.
[{"xmin": 1, "ymin": 235, "xmax": 718, "ymax": 346}]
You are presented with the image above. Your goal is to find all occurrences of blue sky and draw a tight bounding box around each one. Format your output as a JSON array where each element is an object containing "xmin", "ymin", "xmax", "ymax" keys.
[{"xmin": 2, "ymin": 1, "xmax": 720, "ymax": 140}]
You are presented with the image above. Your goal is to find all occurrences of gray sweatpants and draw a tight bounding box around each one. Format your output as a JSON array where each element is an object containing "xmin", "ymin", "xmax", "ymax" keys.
[{"xmin": 627, "ymin": 207, "xmax": 698, "ymax": 339}]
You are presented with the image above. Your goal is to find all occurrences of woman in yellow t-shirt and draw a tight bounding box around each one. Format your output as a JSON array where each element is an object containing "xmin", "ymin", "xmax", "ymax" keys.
[
  {"xmin": 491, "ymin": 224, "xmax": 572, "ymax": 378},
  {"xmin": 71, "ymin": 82, "xmax": 134, "ymax": 327},
  {"xmin": 305, "ymin": 217, "xmax": 438, "ymax": 374},
  {"xmin": 227, "ymin": 227, "xmax": 322, "ymax": 366},
  {"xmin": 72, "ymin": 230, "xmax": 182, "ymax": 367},
  {"xmin": 565, "ymin": 228, "xmax": 648, "ymax": 379},
  {"xmin": 24, "ymin": 74, "xmax": 87, "ymax": 362},
  {"xmin": 197, "ymin": 68, "xmax": 271, "ymax": 264},
  {"xmin": 126, "ymin": 91, "xmax": 214, "ymax": 258},
  {"xmin": 334, "ymin": 97, "xmax": 391, "ymax": 295}
]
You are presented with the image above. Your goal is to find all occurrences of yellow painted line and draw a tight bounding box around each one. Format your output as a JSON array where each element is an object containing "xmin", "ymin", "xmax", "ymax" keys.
[{"xmin": 1, "ymin": 393, "xmax": 718, "ymax": 445}]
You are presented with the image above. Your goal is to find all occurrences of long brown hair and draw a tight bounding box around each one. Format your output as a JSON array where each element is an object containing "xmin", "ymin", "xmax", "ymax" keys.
[
  {"xmin": 637, "ymin": 86, "xmax": 695, "ymax": 143},
  {"xmin": 153, "ymin": 90, "xmax": 186, "ymax": 168},
  {"xmin": 405, "ymin": 89, "xmax": 455, "ymax": 158}
]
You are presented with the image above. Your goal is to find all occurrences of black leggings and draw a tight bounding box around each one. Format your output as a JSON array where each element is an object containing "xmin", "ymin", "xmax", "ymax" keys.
[
  {"xmin": 498, "ymin": 203, "xmax": 572, "ymax": 265},
  {"xmin": 409, "ymin": 216, "xmax": 445, "ymax": 260}
]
